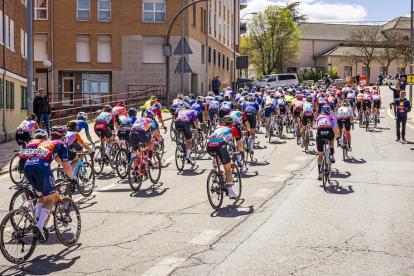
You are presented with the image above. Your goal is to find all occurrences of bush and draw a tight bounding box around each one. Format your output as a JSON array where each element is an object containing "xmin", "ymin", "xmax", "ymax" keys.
[
  {"xmin": 301, "ymin": 66, "xmax": 340, "ymax": 82},
  {"xmin": 161, "ymin": 109, "xmax": 170, "ymax": 113}
]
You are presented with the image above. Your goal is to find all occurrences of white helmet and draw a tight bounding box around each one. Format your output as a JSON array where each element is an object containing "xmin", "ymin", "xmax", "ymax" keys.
[
  {"xmin": 226, "ymin": 86, "xmax": 232, "ymax": 90},
  {"xmin": 77, "ymin": 112, "xmax": 87, "ymax": 120},
  {"xmin": 34, "ymin": 129, "xmax": 48, "ymax": 139}
]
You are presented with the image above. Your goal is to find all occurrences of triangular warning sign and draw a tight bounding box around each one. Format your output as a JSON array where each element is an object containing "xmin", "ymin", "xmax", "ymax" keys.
[
  {"xmin": 173, "ymin": 37, "xmax": 193, "ymax": 56},
  {"xmin": 174, "ymin": 57, "xmax": 193, "ymax": 74}
]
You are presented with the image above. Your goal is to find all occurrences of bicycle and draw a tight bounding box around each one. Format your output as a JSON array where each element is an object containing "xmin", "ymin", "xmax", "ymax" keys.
[
  {"xmin": 276, "ymin": 114, "xmax": 284, "ymax": 139},
  {"xmin": 320, "ymin": 138, "xmax": 333, "ymax": 191},
  {"xmin": 295, "ymin": 117, "xmax": 302, "ymax": 145},
  {"xmin": 365, "ymin": 109, "xmax": 370, "ymax": 131},
  {"xmin": 94, "ymin": 136, "xmax": 119, "ymax": 175},
  {"xmin": 9, "ymin": 153, "xmax": 25, "ymax": 185},
  {"xmin": 303, "ymin": 118, "xmax": 312, "ymax": 153},
  {"xmin": 115, "ymin": 140, "xmax": 132, "ymax": 179},
  {"xmin": 206, "ymin": 152, "xmax": 242, "ymax": 210},
  {"xmin": 174, "ymin": 130, "xmax": 198, "ymax": 171},
  {"xmin": 267, "ymin": 114, "xmax": 277, "ymax": 143},
  {"xmin": 0, "ymin": 188, "xmax": 81, "ymax": 264},
  {"xmin": 373, "ymin": 110, "xmax": 379, "ymax": 128},
  {"xmin": 128, "ymin": 142, "xmax": 162, "ymax": 192},
  {"xmin": 170, "ymin": 117, "xmax": 177, "ymax": 142}
]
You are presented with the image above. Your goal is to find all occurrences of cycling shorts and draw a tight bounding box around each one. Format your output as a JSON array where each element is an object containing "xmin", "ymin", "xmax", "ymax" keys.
[
  {"xmin": 117, "ymin": 129, "xmax": 130, "ymax": 141},
  {"xmin": 175, "ymin": 122, "xmax": 192, "ymax": 140},
  {"xmin": 279, "ymin": 107, "xmax": 286, "ymax": 114},
  {"xmin": 207, "ymin": 141, "xmax": 231, "ymax": 165},
  {"xmin": 348, "ymin": 100, "xmax": 354, "ymax": 108},
  {"xmin": 373, "ymin": 101, "xmax": 381, "ymax": 109},
  {"xmin": 208, "ymin": 109, "xmax": 219, "ymax": 121},
  {"xmin": 356, "ymin": 102, "xmax": 362, "ymax": 110},
  {"xmin": 94, "ymin": 122, "xmax": 112, "ymax": 139},
  {"xmin": 234, "ymin": 123, "xmax": 242, "ymax": 138},
  {"xmin": 197, "ymin": 112, "xmax": 203, "ymax": 123},
  {"xmin": 218, "ymin": 109, "xmax": 230, "ymax": 119},
  {"xmin": 316, "ymin": 128, "xmax": 334, "ymax": 152},
  {"xmin": 16, "ymin": 132, "xmax": 31, "ymax": 148},
  {"xmin": 362, "ymin": 101, "xmax": 371, "ymax": 111},
  {"xmin": 264, "ymin": 107, "xmax": 277, "ymax": 118},
  {"xmin": 24, "ymin": 160, "xmax": 57, "ymax": 196},
  {"xmin": 293, "ymin": 110, "xmax": 301, "ymax": 118},
  {"xmin": 246, "ymin": 115, "xmax": 257, "ymax": 128},
  {"xmin": 68, "ymin": 149, "xmax": 77, "ymax": 161},
  {"xmin": 69, "ymin": 139, "xmax": 83, "ymax": 152},
  {"xmin": 129, "ymin": 130, "xmax": 152, "ymax": 152},
  {"xmin": 301, "ymin": 116, "xmax": 313, "ymax": 127},
  {"xmin": 338, "ymin": 118, "xmax": 351, "ymax": 131}
]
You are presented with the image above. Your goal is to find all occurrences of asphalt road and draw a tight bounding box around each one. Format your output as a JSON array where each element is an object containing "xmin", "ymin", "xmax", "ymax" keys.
[{"xmin": 0, "ymin": 87, "xmax": 413, "ymax": 275}]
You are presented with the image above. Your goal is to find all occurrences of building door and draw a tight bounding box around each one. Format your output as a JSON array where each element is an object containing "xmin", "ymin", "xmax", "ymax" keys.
[
  {"xmin": 191, "ymin": 74, "xmax": 198, "ymax": 95},
  {"xmin": 62, "ymin": 72, "xmax": 75, "ymax": 106},
  {"xmin": 82, "ymin": 73, "xmax": 110, "ymax": 105}
]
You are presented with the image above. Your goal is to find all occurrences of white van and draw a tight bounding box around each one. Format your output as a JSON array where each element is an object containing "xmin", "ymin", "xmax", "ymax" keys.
[{"xmin": 255, "ymin": 73, "xmax": 298, "ymax": 89}]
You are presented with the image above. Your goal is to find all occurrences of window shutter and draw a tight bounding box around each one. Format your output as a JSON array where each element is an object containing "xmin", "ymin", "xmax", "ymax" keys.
[
  {"xmin": 6, "ymin": 81, "xmax": 10, "ymax": 109},
  {"xmin": 0, "ymin": 79, "xmax": 3, "ymax": 108},
  {"xmin": 77, "ymin": 34, "xmax": 91, "ymax": 62},
  {"xmin": 21, "ymin": 30, "xmax": 24, "ymax": 57},
  {"xmin": 20, "ymin": 86, "xmax": 24, "ymax": 110},
  {"xmin": 34, "ymin": 34, "xmax": 48, "ymax": 61},
  {"xmin": 10, "ymin": 20, "xmax": 14, "ymax": 50},
  {"xmin": 0, "ymin": 11, "xmax": 3, "ymax": 44},
  {"xmin": 97, "ymin": 35, "xmax": 111, "ymax": 63},
  {"xmin": 25, "ymin": 87, "xmax": 28, "ymax": 110},
  {"xmin": 11, "ymin": 82, "xmax": 14, "ymax": 109},
  {"xmin": 142, "ymin": 36, "xmax": 165, "ymax": 64}
]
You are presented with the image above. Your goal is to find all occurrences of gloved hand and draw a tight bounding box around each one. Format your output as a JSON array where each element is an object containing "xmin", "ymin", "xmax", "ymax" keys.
[{"xmin": 70, "ymin": 177, "xmax": 79, "ymax": 185}]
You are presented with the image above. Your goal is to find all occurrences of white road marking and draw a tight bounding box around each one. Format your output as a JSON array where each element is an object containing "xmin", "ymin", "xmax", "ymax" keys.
[
  {"xmin": 294, "ymin": 156, "xmax": 307, "ymax": 161},
  {"xmin": 188, "ymin": 230, "xmax": 221, "ymax": 245},
  {"xmin": 284, "ymin": 164, "xmax": 299, "ymax": 171},
  {"xmin": 252, "ymin": 189, "xmax": 274, "ymax": 198},
  {"xmin": 271, "ymin": 174, "xmax": 289, "ymax": 182},
  {"xmin": 142, "ymin": 257, "xmax": 186, "ymax": 276},
  {"xmin": 380, "ymin": 110, "xmax": 385, "ymax": 112},
  {"xmin": 409, "ymin": 126, "xmax": 414, "ymax": 130},
  {"xmin": 163, "ymin": 156, "xmax": 174, "ymax": 163},
  {"xmin": 387, "ymin": 107, "xmax": 395, "ymax": 119},
  {"xmin": 97, "ymin": 183, "xmax": 120, "ymax": 191}
]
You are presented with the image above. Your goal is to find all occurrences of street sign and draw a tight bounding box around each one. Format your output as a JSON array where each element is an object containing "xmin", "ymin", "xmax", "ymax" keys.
[
  {"xmin": 173, "ymin": 38, "xmax": 193, "ymax": 55},
  {"xmin": 407, "ymin": 75, "xmax": 414, "ymax": 84},
  {"xmin": 174, "ymin": 57, "xmax": 193, "ymax": 74}
]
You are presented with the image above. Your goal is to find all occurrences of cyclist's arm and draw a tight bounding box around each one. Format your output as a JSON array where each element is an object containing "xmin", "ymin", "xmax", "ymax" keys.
[
  {"xmin": 62, "ymin": 162, "xmax": 75, "ymax": 180},
  {"xmin": 153, "ymin": 129, "xmax": 162, "ymax": 141},
  {"xmin": 76, "ymin": 133, "xmax": 92, "ymax": 152},
  {"xmin": 34, "ymin": 122, "xmax": 40, "ymax": 129}
]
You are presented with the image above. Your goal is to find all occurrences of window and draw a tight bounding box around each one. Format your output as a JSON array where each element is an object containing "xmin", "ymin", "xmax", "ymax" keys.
[
  {"xmin": 21, "ymin": 30, "xmax": 26, "ymax": 58},
  {"xmin": 231, "ymin": 27, "xmax": 233, "ymax": 44},
  {"xmin": 219, "ymin": 17, "xmax": 221, "ymax": 36},
  {"xmin": 6, "ymin": 81, "xmax": 15, "ymax": 110},
  {"xmin": 213, "ymin": 49, "xmax": 216, "ymax": 65},
  {"xmin": 20, "ymin": 86, "xmax": 27, "ymax": 110},
  {"xmin": 34, "ymin": 0, "xmax": 47, "ymax": 20},
  {"xmin": 223, "ymin": 21, "xmax": 225, "ymax": 40},
  {"xmin": 98, "ymin": 0, "xmax": 111, "ymax": 21},
  {"xmin": 209, "ymin": 9, "xmax": 212, "ymax": 34},
  {"xmin": 77, "ymin": 0, "xmax": 90, "ymax": 21},
  {"xmin": 362, "ymin": 67, "xmax": 367, "ymax": 77},
  {"xmin": 222, "ymin": 55, "xmax": 225, "ymax": 69},
  {"xmin": 227, "ymin": 56, "xmax": 229, "ymax": 71},
  {"xmin": 82, "ymin": 73, "xmax": 110, "ymax": 105},
  {"xmin": 208, "ymin": 46, "xmax": 211, "ymax": 64},
  {"xmin": 97, "ymin": 35, "xmax": 111, "ymax": 63},
  {"xmin": 218, "ymin": 51, "xmax": 221, "ymax": 67},
  {"xmin": 5, "ymin": 16, "xmax": 8, "ymax": 47},
  {"xmin": 344, "ymin": 66, "xmax": 352, "ymax": 77},
  {"xmin": 143, "ymin": 1, "xmax": 166, "ymax": 22},
  {"xmin": 0, "ymin": 11, "xmax": 2, "ymax": 44},
  {"xmin": 214, "ymin": 13, "xmax": 216, "ymax": 34},
  {"xmin": 76, "ymin": 34, "xmax": 90, "ymax": 62},
  {"xmin": 231, "ymin": 0, "xmax": 234, "ymax": 13},
  {"xmin": 191, "ymin": 1, "xmax": 196, "ymax": 27},
  {"xmin": 227, "ymin": 25, "xmax": 229, "ymax": 43},
  {"xmin": 142, "ymin": 36, "xmax": 165, "ymax": 63},
  {"xmin": 10, "ymin": 20, "xmax": 14, "ymax": 50},
  {"xmin": 34, "ymin": 33, "xmax": 48, "ymax": 61},
  {"xmin": 201, "ymin": 45, "xmax": 205, "ymax": 64}
]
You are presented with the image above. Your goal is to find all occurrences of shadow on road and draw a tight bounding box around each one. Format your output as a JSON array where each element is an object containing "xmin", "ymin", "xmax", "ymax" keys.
[
  {"xmin": 268, "ymin": 140, "xmax": 287, "ymax": 145},
  {"xmin": 76, "ymin": 195, "xmax": 98, "ymax": 210},
  {"xmin": 250, "ymin": 160, "xmax": 270, "ymax": 167},
  {"xmin": 130, "ymin": 182, "xmax": 169, "ymax": 198},
  {"xmin": 177, "ymin": 169, "xmax": 206, "ymax": 176},
  {"xmin": 331, "ymin": 168, "xmax": 351, "ymax": 179},
  {"xmin": 346, "ymin": 157, "xmax": 367, "ymax": 164},
  {"xmin": 241, "ymin": 170, "xmax": 259, "ymax": 178},
  {"xmin": 0, "ymin": 244, "xmax": 82, "ymax": 275},
  {"xmin": 211, "ymin": 199, "xmax": 254, "ymax": 218},
  {"xmin": 323, "ymin": 180, "xmax": 355, "ymax": 195}
]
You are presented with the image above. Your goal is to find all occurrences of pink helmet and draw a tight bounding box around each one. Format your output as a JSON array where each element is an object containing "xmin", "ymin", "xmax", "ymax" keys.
[{"xmin": 117, "ymin": 100, "xmax": 125, "ymax": 106}]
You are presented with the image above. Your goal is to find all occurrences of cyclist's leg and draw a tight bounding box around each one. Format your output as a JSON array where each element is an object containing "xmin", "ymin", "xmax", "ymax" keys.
[{"xmin": 316, "ymin": 131, "xmax": 324, "ymax": 179}]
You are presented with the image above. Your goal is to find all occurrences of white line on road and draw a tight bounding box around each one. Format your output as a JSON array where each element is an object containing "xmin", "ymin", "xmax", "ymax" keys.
[
  {"xmin": 97, "ymin": 183, "xmax": 120, "ymax": 191},
  {"xmin": 387, "ymin": 107, "xmax": 395, "ymax": 119},
  {"xmin": 271, "ymin": 174, "xmax": 289, "ymax": 182},
  {"xmin": 252, "ymin": 189, "xmax": 274, "ymax": 198},
  {"xmin": 188, "ymin": 230, "xmax": 221, "ymax": 245},
  {"xmin": 163, "ymin": 156, "xmax": 174, "ymax": 163},
  {"xmin": 142, "ymin": 257, "xmax": 186, "ymax": 276},
  {"xmin": 294, "ymin": 156, "xmax": 308, "ymax": 161},
  {"xmin": 410, "ymin": 126, "xmax": 414, "ymax": 130},
  {"xmin": 284, "ymin": 164, "xmax": 299, "ymax": 171}
]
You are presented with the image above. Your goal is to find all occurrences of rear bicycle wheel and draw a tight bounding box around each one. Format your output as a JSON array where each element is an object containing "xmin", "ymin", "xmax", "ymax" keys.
[
  {"xmin": 206, "ymin": 170, "xmax": 224, "ymax": 210},
  {"xmin": 0, "ymin": 209, "xmax": 37, "ymax": 264},
  {"xmin": 115, "ymin": 148, "xmax": 129, "ymax": 179},
  {"xmin": 10, "ymin": 155, "xmax": 25, "ymax": 185},
  {"xmin": 231, "ymin": 164, "xmax": 242, "ymax": 200},
  {"xmin": 9, "ymin": 188, "xmax": 36, "ymax": 212},
  {"xmin": 154, "ymin": 141, "xmax": 165, "ymax": 159},
  {"xmin": 76, "ymin": 162, "xmax": 95, "ymax": 197},
  {"xmin": 170, "ymin": 122, "xmax": 176, "ymax": 142},
  {"xmin": 365, "ymin": 118, "xmax": 369, "ymax": 131},
  {"xmin": 175, "ymin": 146, "xmax": 185, "ymax": 171},
  {"xmin": 128, "ymin": 157, "xmax": 143, "ymax": 191},
  {"xmin": 54, "ymin": 197, "xmax": 81, "ymax": 246},
  {"xmin": 109, "ymin": 143, "xmax": 120, "ymax": 170},
  {"xmin": 148, "ymin": 153, "xmax": 162, "ymax": 184},
  {"xmin": 322, "ymin": 155, "xmax": 329, "ymax": 191},
  {"xmin": 296, "ymin": 127, "xmax": 301, "ymax": 145},
  {"xmin": 94, "ymin": 146, "xmax": 105, "ymax": 175}
]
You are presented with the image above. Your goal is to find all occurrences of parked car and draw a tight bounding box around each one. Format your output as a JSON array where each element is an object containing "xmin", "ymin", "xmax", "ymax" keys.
[{"xmin": 255, "ymin": 73, "xmax": 298, "ymax": 89}]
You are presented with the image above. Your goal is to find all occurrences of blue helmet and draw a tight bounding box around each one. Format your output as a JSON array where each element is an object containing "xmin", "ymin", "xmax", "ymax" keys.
[
  {"xmin": 144, "ymin": 108, "xmax": 154, "ymax": 118},
  {"xmin": 219, "ymin": 92, "xmax": 224, "ymax": 97},
  {"xmin": 128, "ymin": 108, "xmax": 137, "ymax": 116},
  {"xmin": 321, "ymin": 104, "xmax": 331, "ymax": 114}
]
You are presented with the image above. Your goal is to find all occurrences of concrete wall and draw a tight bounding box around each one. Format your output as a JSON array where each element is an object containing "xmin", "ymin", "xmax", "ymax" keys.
[{"xmin": 298, "ymin": 40, "xmax": 342, "ymax": 68}]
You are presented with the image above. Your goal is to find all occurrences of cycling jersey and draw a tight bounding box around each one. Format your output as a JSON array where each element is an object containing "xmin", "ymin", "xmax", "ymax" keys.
[
  {"xmin": 285, "ymin": 95, "xmax": 294, "ymax": 103},
  {"xmin": 356, "ymin": 94, "xmax": 364, "ymax": 103},
  {"xmin": 150, "ymin": 107, "xmax": 162, "ymax": 118},
  {"xmin": 208, "ymin": 125, "xmax": 240, "ymax": 147},
  {"xmin": 224, "ymin": 91, "xmax": 234, "ymax": 99},
  {"xmin": 316, "ymin": 97, "xmax": 328, "ymax": 109},
  {"xmin": 67, "ymin": 131, "xmax": 84, "ymax": 147},
  {"xmin": 293, "ymin": 100, "xmax": 304, "ymax": 113},
  {"xmin": 131, "ymin": 118, "xmax": 158, "ymax": 132},
  {"xmin": 347, "ymin": 92, "xmax": 356, "ymax": 102},
  {"xmin": 27, "ymin": 140, "xmax": 69, "ymax": 164},
  {"xmin": 113, "ymin": 106, "xmax": 127, "ymax": 117},
  {"xmin": 303, "ymin": 103, "xmax": 315, "ymax": 117},
  {"xmin": 229, "ymin": 110, "xmax": 247, "ymax": 125},
  {"xmin": 96, "ymin": 112, "xmax": 116, "ymax": 124},
  {"xmin": 191, "ymin": 103, "xmax": 205, "ymax": 117},
  {"xmin": 176, "ymin": 109, "xmax": 197, "ymax": 123},
  {"xmin": 264, "ymin": 97, "xmax": 277, "ymax": 108},
  {"xmin": 205, "ymin": 96, "xmax": 214, "ymax": 105},
  {"xmin": 74, "ymin": 120, "xmax": 90, "ymax": 137},
  {"xmin": 16, "ymin": 120, "xmax": 39, "ymax": 133},
  {"xmin": 363, "ymin": 94, "xmax": 372, "ymax": 102},
  {"xmin": 220, "ymin": 101, "xmax": 233, "ymax": 110},
  {"xmin": 327, "ymin": 97, "xmax": 337, "ymax": 110},
  {"xmin": 316, "ymin": 114, "xmax": 337, "ymax": 130},
  {"xmin": 209, "ymin": 100, "xmax": 220, "ymax": 110},
  {"xmin": 336, "ymin": 106, "xmax": 353, "ymax": 120},
  {"xmin": 243, "ymin": 102, "xmax": 260, "ymax": 116},
  {"xmin": 189, "ymin": 100, "xmax": 196, "ymax": 106},
  {"xmin": 19, "ymin": 139, "xmax": 44, "ymax": 160},
  {"xmin": 372, "ymin": 95, "xmax": 381, "ymax": 103}
]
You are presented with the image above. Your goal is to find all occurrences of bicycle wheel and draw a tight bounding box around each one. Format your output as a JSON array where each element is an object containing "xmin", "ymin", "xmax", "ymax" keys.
[
  {"xmin": 206, "ymin": 170, "xmax": 224, "ymax": 210},
  {"xmin": 231, "ymin": 164, "xmax": 242, "ymax": 200},
  {"xmin": 9, "ymin": 155, "xmax": 25, "ymax": 185},
  {"xmin": 322, "ymin": 155, "xmax": 329, "ymax": 191},
  {"xmin": 155, "ymin": 141, "xmax": 165, "ymax": 159},
  {"xmin": 94, "ymin": 146, "xmax": 105, "ymax": 175},
  {"xmin": 109, "ymin": 143, "xmax": 120, "ymax": 170},
  {"xmin": 128, "ymin": 157, "xmax": 143, "ymax": 191},
  {"xmin": 175, "ymin": 146, "xmax": 185, "ymax": 171},
  {"xmin": 115, "ymin": 148, "xmax": 129, "ymax": 179},
  {"xmin": 148, "ymin": 153, "xmax": 162, "ymax": 184},
  {"xmin": 365, "ymin": 118, "xmax": 369, "ymax": 131},
  {"xmin": 54, "ymin": 197, "xmax": 81, "ymax": 247},
  {"xmin": 305, "ymin": 133, "xmax": 309, "ymax": 153},
  {"xmin": 374, "ymin": 115, "xmax": 378, "ymax": 128},
  {"xmin": 76, "ymin": 161, "xmax": 95, "ymax": 197},
  {"xmin": 56, "ymin": 179, "xmax": 72, "ymax": 198},
  {"xmin": 279, "ymin": 124, "xmax": 283, "ymax": 138},
  {"xmin": 296, "ymin": 128, "xmax": 301, "ymax": 145},
  {"xmin": 0, "ymin": 209, "xmax": 37, "ymax": 264},
  {"xmin": 9, "ymin": 187, "xmax": 36, "ymax": 212},
  {"xmin": 170, "ymin": 122, "xmax": 176, "ymax": 142},
  {"xmin": 343, "ymin": 145, "xmax": 347, "ymax": 161}
]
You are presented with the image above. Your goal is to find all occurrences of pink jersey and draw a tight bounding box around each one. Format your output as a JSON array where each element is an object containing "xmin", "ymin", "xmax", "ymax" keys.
[
  {"xmin": 113, "ymin": 106, "xmax": 127, "ymax": 117},
  {"xmin": 316, "ymin": 114, "xmax": 337, "ymax": 130},
  {"xmin": 16, "ymin": 120, "xmax": 38, "ymax": 133}
]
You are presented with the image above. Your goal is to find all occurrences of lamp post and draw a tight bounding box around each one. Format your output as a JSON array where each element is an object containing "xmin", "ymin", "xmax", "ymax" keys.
[{"xmin": 43, "ymin": 60, "xmax": 51, "ymax": 101}]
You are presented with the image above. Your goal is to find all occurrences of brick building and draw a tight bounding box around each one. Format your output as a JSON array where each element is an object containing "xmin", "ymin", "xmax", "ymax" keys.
[
  {"xmin": 0, "ymin": 0, "xmax": 28, "ymax": 142},
  {"xmin": 33, "ymin": 0, "xmax": 243, "ymax": 107}
]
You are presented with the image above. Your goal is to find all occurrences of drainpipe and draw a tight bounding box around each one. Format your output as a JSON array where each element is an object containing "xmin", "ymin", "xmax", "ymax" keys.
[
  {"xmin": 206, "ymin": 1, "xmax": 209, "ymax": 93},
  {"xmin": 3, "ymin": 0, "xmax": 8, "ymax": 142},
  {"xmin": 51, "ymin": 0, "xmax": 54, "ymax": 101}
]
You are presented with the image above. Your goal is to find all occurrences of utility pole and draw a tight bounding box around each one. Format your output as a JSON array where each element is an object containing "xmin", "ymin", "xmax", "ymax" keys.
[
  {"xmin": 181, "ymin": 0, "xmax": 184, "ymax": 95},
  {"xmin": 233, "ymin": 0, "xmax": 237, "ymax": 92},
  {"xmin": 3, "ymin": 0, "xmax": 7, "ymax": 140},
  {"xmin": 410, "ymin": 0, "xmax": 413, "ymax": 104},
  {"xmin": 27, "ymin": 0, "xmax": 34, "ymax": 114}
]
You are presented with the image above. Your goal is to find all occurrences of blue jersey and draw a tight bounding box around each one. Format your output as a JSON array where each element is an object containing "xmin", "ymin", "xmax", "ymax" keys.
[
  {"xmin": 189, "ymin": 100, "xmax": 196, "ymax": 106},
  {"xmin": 209, "ymin": 100, "xmax": 220, "ymax": 110},
  {"xmin": 191, "ymin": 103, "xmax": 205, "ymax": 116},
  {"xmin": 120, "ymin": 116, "xmax": 137, "ymax": 127},
  {"xmin": 220, "ymin": 101, "xmax": 233, "ymax": 110},
  {"xmin": 395, "ymin": 98, "xmax": 411, "ymax": 116},
  {"xmin": 74, "ymin": 120, "xmax": 90, "ymax": 136},
  {"xmin": 243, "ymin": 102, "xmax": 260, "ymax": 116}
]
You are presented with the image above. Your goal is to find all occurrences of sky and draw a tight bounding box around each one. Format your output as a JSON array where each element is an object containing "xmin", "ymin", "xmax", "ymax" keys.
[{"xmin": 241, "ymin": 0, "xmax": 411, "ymax": 25}]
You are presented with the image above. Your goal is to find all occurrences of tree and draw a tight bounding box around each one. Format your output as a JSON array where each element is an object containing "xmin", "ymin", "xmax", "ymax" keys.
[
  {"xmin": 283, "ymin": 2, "xmax": 307, "ymax": 24},
  {"xmin": 376, "ymin": 32, "xmax": 406, "ymax": 75},
  {"xmin": 244, "ymin": 5, "xmax": 301, "ymax": 76}
]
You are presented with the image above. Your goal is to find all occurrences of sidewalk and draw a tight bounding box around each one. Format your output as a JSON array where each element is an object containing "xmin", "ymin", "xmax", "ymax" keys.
[{"xmin": 0, "ymin": 112, "xmax": 172, "ymax": 175}]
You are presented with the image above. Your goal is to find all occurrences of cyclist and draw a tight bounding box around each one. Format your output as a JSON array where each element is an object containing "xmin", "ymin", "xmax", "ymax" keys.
[
  {"xmin": 148, "ymin": 102, "xmax": 167, "ymax": 131},
  {"xmin": 218, "ymin": 95, "xmax": 233, "ymax": 119},
  {"xmin": 355, "ymin": 89, "xmax": 364, "ymax": 120},
  {"xmin": 189, "ymin": 94, "xmax": 196, "ymax": 106},
  {"xmin": 336, "ymin": 100, "xmax": 354, "ymax": 151},
  {"xmin": 24, "ymin": 125, "xmax": 78, "ymax": 241},
  {"xmin": 208, "ymin": 96, "xmax": 221, "ymax": 122},
  {"xmin": 117, "ymin": 108, "xmax": 138, "ymax": 147},
  {"xmin": 94, "ymin": 105, "xmax": 120, "ymax": 155},
  {"xmin": 276, "ymin": 93, "xmax": 287, "ymax": 125},
  {"xmin": 243, "ymin": 95, "xmax": 261, "ymax": 152},
  {"xmin": 229, "ymin": 104, "xmax": 249, "ymax": 167},
  {"xmin": 346, "ymin": 89, "xmax": 356, "ymax": 115},
  {"xmin": 264, "ymin": 93, "xmax": 279, "ymax": 138},
  {"xmin": 316, "ymin": 105, "xmax": 338, "ymax": 180},
  {"xmin": 170, "ymin": 93, "xmax": 184, "ymax": 118},
  {"xmin": 328, "ymin": 92, "xmax": 338, "ymax": 112},
  {"xmin": 316, "ymin": 92, "xmax": 328, "ymax": 114},
  {"xmin": 301, "ymin": 95, "xmax": 316, "ymax": 144},
  {"xmin": 292, "ymin": 94, "xmax": 304, "ymax": 135},
  {"xmin": 18, "ymin": 129, "xmax": 48, "ymax": 172},
  {"xmin": 74, "ymin": 112, "xmax": 94, "ymax": 145},
  {"xmin": 362, "ymin": 89, "xmax": 373, "ymax": 123},
  {"xmin": 16, "ymin": 113, "xmax": 40, "ymax": 149},
  {"xmin": 206, "ymin": 115, "xmax": 243, "ymax": 198},
  {"xmin": 175, "ymin": 103, "xmax": 201, "ymax": 164},
  {"xmin": 129, "ymin": 116, "xmax": 163, "ymax": 167},
  {"xmin": 66, "ymin": 121, "xmax": 93, "ymax": 168},
  {"xmin": 113, "ymin": 100, "xmax": 128, "ymax": 117},
  {"xmin": 224, "ymin": 88, "xmax": 235, "ymax": 103},
  {"xmin": 191, "ymin": 96, "xmax": 206, "ymax": 139},
  {"xmin": 372, "ymin": 89, "xmax": 382, "ymax": 123},
  {"xmin": 140, "ymin": 95, "xmax": 158, "ymax": 117}
]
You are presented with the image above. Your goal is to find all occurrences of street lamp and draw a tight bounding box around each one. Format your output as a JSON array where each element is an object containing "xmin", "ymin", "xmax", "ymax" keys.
[{"xmin": 43, "ymin": 60, "xmax": 51, "ymax": 100}]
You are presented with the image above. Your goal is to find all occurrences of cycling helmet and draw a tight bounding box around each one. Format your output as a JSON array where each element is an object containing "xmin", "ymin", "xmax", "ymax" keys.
[
  {"xmin": 150, "ymin": 95, "xmax": 158, "ymax": 101},
  {"xmin": 297, "ymin": 94, "xmax": 303, "ymax": 101},
  {"xmin": 222, "ymin": 115, "xmax": 232, "ymax": 126},
  {"xmin": 224, "ymin": 95, "xmax": 230, "ymax": 101},
  {"xmin": 77, "ymin": 112, "xmax": 87, "ymax": 120},
  {"xmin": 184, "ymin": 96, "xmax": 190, "ymax": 102},
  {"xmin": 248, "ymin": 95, "xmax": 255, "ymax": 102},
  {"xmin": 234, "ymin": 103, "xmax": 242, "ymax": 111},
  {"xmin": 226, "ymin": 86, "xmax": 232, "ymax": 90},
  {"xmin": 144, "ymin": 109, "xmax": 154, "ymax": 118},
  {"xmin": 197, "ymin": 96, "xmax": 204, "ymax": 103},
  {"xmin": 50, "ymin": 125, "xmax": 67, "ymax": 138},
  {"xmin": 27, "ymin": 112, "xmax": 37, "ymax": 121},
  {"xmin": 306, "ymin": 95, "xmax": 312, "ymax": 102},
  {"xmin": 207, "ymin": 91, "xmax": 215, "ymax": 97},
  {"xmin": 321, "ymin": 105, "xmax": 331, "ymax": 114},
  {"xmin": 128, "ymin": 108, "xmax": 137, "ymax": 116},
  {"xmin": 104, "ymin": 105, "xmax": 113, "ymax": 112},
  {"xmin": 269, "ymin": 92, "xmax": 275, "ymax": 98},
  {"xmin": 66, "ymin": 120, "xmax": 79, "ymax": 131},
  {"xmin": 242, "ymin": 91, "xmax": 248, "ymax": 97},
  {"xmin": 177, "ymin": 93, "xmax": 184, "ymax": 99},
  {"xmin": 181, "ymin": 103, "xmax": 191, "ymax": 109},
  {"xmin": 239, "ymin": 88, "xmax": 244, "ymax": 93},
  {"xmin": 288, "ymin": 90, "xmax": 294, "ymax": 95},
  {"xmin": 33, "ymin": 129, "xmax": 48, "ymax": 139},
  {"xmin": 189, "ymin": 94, "xmax": 196, "ymax": 99},
  {"xmin": 218, "ymin": 95, "xmax": 224, "ymax": 101},
  {"xmin": 117, "ymin": 100, "xmax": 125, "ymax": 106},
  {"xmin": 341, "ymin": 100, "xmax": 350, "ymax": 106}
]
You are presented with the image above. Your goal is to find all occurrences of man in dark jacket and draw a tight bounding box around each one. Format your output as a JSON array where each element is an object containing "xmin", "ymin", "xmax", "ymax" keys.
[
  {"xmin": 389, "ymin": 84, "xmax": 400, "ymax": 116},
  {"xmin": 33, "ymin": 88, "xmax": 51, "ymax": 134},
  {"xmin": 399, "ymin": 77, "xmax": 407, "ymax": 91},
  {"xmin": 393, "ymin": 91, "xmax": 411, "ymax": 141},
  {"xmin": 355, "ymin": 72, "xmax": 360, "ymax": 85}
]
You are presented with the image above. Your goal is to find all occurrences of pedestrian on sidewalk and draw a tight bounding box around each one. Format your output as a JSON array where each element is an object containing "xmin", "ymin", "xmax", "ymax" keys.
[
  {"xmin": 393, "ymin": 91, "xmax": 411, "ymax": 142},
  {"xmin": 355, "ymin": 72, "xmax": 360, "ymax": 85},
  {"xmin": 33, "ymin": 88, "xmax": 51, "ymax": 134},
  {"xmin": 389, "ymin": 83, "xmax": 400, "ymax": 116},
  {"xmin": 212, "ymin": 76, "xmax": 221, "ymax": 95}
]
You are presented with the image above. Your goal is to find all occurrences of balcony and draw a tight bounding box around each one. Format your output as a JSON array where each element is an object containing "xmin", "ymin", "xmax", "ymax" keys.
[{"xmin": 240, "ymin": 0, "xmax": 248, "ymax": 10}]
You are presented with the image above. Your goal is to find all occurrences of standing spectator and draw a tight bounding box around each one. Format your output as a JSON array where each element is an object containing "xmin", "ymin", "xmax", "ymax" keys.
[
  {"xmin": 389, "ymin": 83, "xmax": 400, "ymax": 116},
  {"xmin": 393, "ymin": 90, "xmax": 411, "ymax": 141},
  {"xmin": 378, "ymin": 73, "xmax": 383, "ymax": 86},
  {"xmin": 212, "ymin": 76, "xmax": 221, "ymax": 95},
  {"xmin": 298, "ymin": 74, "xmax": 303, "ymax": 85},
  {"xmin": 395, "ymin": 72, "xmax": 400, "ymax": 81},
  {"xmin": 33, "ymin": 88, "xmax": 51, "ymax": 134},
  {"xmin": 399, "ymin": 77, "xmax": 407, "ymax": 91},
  {"xmin": 355, "ymin": 72, "xmax": 360, "ymax": 85}
]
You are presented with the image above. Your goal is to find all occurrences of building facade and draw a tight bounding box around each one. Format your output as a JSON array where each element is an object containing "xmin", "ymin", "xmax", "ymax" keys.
[
  {"xmin": 0, "ymin": 0, "xmax": 28, "ymax": 142},
  {"xmin": 33, "ymin": 0, "xmax": 242, "ymax": 107}
]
